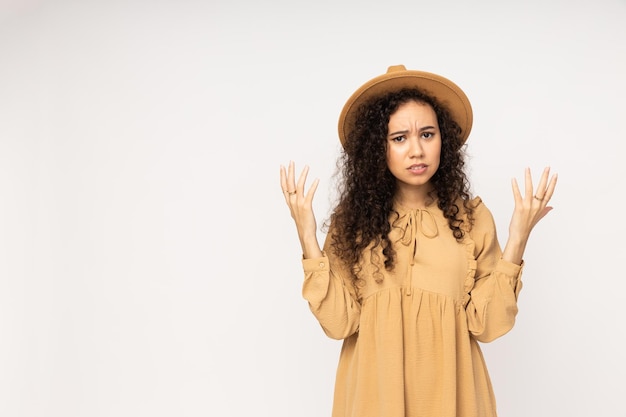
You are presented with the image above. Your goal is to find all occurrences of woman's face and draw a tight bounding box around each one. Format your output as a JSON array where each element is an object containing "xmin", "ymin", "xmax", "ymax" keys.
[{"xmin": 385, "ymin": 100, "xmax": 441, "ymax": 192}]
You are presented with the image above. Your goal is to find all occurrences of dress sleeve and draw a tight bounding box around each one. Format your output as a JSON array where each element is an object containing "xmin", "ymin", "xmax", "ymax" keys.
[
  {"xmin": 301, "ymin": 233, "xmax": 361, "ymax": 340},
  {"xmin": 465, "ymin": 198, "xmax": 524, "ymax": 343}
]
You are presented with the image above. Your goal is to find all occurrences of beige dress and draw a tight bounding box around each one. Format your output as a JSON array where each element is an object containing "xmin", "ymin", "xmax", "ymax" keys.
[{"xmin": 302, "ymin": 197, "xmax": 523, "ymax": 417}]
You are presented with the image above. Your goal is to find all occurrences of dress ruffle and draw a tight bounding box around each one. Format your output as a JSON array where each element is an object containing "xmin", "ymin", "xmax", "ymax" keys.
[{"xmin": 302, "ymin": 197, "xmax": 523, "ymax": 417}]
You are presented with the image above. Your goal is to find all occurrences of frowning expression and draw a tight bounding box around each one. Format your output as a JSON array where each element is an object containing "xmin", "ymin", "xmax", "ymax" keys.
[{"xmin": 386, "ymin": 100, "xmax": 441, "ymax": 190}]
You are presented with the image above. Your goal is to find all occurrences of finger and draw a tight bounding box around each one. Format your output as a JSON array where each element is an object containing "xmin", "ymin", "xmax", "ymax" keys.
[
  {"xmin": 296, "ymin": 165, "xmax": 310, "ymax": 194},
  {"xmin": 535, "ymin": 167, "xmax": 550, "ymax": 198},
  {"xmin": 305, "ymin": 178, "xmax": 320, "ymax": 203},
  {"xmin": 280, "ymin": 165, "xmax": 293, "ymax": 203},
  {"xmin": 280, "ymin": 165, "xmax": 287, "ymax": 192},
  {"xmin": 524, "ymin": 167, "xmax": 534, "ymax": 201},
  {"xmin": 511, "ymin": 177, "xmax": 523, "ymax": 205},
  {"xmin": 543, "ymin": 173, "xmax": 558, "ymax": 202},
  {"xmin": 534, "ymin": 206, "xmax": 554, "ymax": 224},
  {"xmin": 533, "ymin": 167, "xmax": 550, "ymax": 202},
  {"xmin": 287, "ymin": 160, "xmax": 296, "ymax": 192}
]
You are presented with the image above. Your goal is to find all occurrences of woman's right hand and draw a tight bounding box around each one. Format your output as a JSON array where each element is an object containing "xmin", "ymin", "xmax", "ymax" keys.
[{"xmin": 280, "ymin": 161, "xmax": 323, "ymax": 259}]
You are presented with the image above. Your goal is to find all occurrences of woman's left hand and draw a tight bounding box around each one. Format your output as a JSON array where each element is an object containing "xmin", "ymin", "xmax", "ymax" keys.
[
  {"xmin": 510, "ymin": 167, "xmax": 558, "ymax": 238},
  {"xmin": 509, "ymin": 167, "xmax": 557, "ymax": 241},
  {"xmin": 503, "ymin": 167, "xmax": 558, "ymax": 264}
]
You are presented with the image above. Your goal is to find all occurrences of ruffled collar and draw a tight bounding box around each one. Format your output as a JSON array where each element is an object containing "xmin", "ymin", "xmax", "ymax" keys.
[{"xmin": 392, "ymin": 201, "xmax": 440, "ymax": 246}]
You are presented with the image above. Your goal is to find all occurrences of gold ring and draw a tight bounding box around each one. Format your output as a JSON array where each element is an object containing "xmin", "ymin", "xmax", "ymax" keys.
[
  {"xmin": 286, "ymin": 190, "xmax": 296, "ymax": 195},
  {"xmin": 533, "ymin": 195, "xmax": 544, "ymax": 201}
]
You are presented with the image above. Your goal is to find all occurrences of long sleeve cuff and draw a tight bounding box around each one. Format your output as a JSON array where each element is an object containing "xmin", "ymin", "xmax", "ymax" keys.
[{"xmin": 302, "ymin": 255, "xmax": 330, "ymax": 274}]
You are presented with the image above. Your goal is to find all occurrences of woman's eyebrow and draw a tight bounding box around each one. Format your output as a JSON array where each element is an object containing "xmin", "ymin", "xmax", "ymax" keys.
[
  {"xmin": 388, "ymin": 126, "xmax": 436, "ymax": 137},
  {"xmin": 388, "ymin": 129, "xmax": 409, "ymax": 137}
]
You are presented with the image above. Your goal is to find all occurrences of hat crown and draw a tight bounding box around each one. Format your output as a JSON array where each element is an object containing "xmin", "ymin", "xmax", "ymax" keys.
[
  {"xmin": 338, "ymin": 65, "xmax": 473, "ymax": 146},
  {"xmin": 387, "ymin": 65, "xmax": 407, "ymax": 73}
]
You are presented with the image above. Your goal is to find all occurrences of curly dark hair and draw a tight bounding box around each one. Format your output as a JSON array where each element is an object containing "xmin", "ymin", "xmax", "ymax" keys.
[{"xmin": 326, "ymin": 88, "xmax": 474, "ymax": 284}]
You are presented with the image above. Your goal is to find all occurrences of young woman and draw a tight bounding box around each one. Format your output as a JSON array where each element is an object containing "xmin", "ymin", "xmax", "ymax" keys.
[{"xmin": 280, "ymin": 65, "xmax": 557, "ymax": 417}]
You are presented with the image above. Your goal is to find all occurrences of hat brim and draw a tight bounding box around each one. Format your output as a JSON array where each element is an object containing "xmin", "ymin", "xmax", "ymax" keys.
[{"xmin": 338, "ymin": 67, "xmax": 473, "ymax": 146}]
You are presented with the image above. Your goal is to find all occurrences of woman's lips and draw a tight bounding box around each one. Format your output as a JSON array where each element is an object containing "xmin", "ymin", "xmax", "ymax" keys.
[{"xmin": 408, "ymin": 164, "xmax": 427, "ymax": 174}]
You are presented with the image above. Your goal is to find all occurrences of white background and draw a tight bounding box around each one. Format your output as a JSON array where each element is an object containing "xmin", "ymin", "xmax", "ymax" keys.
[{"xmin": 1, "ymin": 0, "xmax": 625, "ymax": 416}]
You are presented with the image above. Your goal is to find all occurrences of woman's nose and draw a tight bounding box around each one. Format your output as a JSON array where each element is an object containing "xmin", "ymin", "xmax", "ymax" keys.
[{"xmin": 409, "ymin": 137, "xmax": 424, "ymax": 157}]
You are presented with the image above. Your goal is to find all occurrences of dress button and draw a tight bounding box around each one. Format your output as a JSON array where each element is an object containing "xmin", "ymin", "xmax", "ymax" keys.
[{"xmin": 319, "ymin": 262, "xmax": 325, "ymax": 268}]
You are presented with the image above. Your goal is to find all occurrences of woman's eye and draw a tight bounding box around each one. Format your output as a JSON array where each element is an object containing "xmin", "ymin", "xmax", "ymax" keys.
[
  {"xmin": 422, "ymin": 132, "xmax": 433, "ymax": 139},
  {"xmin": 393, "ymin": 135, "xmax": 407, "ymax": 142}
]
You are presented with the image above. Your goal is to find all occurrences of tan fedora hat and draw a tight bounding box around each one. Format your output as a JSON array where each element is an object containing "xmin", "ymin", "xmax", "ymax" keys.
[{"xmin": 337, "ymin": 65, "xmax": 473, "ymax": 146}]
